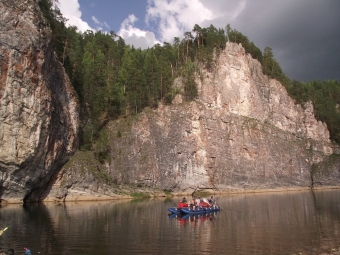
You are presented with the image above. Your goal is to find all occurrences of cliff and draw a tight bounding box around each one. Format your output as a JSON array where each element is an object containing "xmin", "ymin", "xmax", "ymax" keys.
[
  {"xmin": 46, "ymin": 43, "xmax": 339, "ymax": 201},
  {"xmin": 0, "ymin": 0, "xmax": 79, "ymax": 203}
]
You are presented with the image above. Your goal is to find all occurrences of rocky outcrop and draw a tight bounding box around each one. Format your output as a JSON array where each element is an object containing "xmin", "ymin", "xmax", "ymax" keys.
[
  {"xmin": 0, "ymin": 0, "xmax": 79, "ymax": 203},
  {"xmin": 199, "ymin": 43, "xmax": 330, "ymax": 144},
  {"xmin": 46, "ymin": 42, "xmax": 339, "ymax": 201}
]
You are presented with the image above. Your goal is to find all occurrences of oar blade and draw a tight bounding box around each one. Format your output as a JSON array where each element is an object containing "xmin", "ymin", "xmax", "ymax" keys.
[{"xmin": 0, "ymin": 227, "xmax": 8, "ymax": 236}]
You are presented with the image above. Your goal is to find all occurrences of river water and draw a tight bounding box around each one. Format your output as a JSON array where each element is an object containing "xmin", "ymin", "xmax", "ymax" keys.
[{"xmin": 0, "ymin": 189, "xmax": 340, "ymax": 255}]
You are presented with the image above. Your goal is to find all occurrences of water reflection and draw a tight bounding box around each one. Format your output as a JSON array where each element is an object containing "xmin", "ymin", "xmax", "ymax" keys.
[
  {"xmin": 0, "ymin": 190, "xmax": 339, "ymax": 254},
  {"xmin": 168, "ymin": 211, "xmax": 219, "ymax": 223},
  {"xmin": 214, "ymin": 190, "xmax": 340, "ymax": 255}
]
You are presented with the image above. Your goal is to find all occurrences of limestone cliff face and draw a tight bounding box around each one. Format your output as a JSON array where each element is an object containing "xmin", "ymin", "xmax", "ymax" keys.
[
  {"xmin": 200, "ymin": 43, "xmax": 331, "ymax": 144},
  {"xmin": 48, "ymin": 44, "xmax": 338, "ymax": 201},
  {"xmin": 0, "ymin": 0, "xmax": 79, "ymax": 202},
  {"xmin": 108, "ymin": 43, "xmax": 335, "ymax": 192}
]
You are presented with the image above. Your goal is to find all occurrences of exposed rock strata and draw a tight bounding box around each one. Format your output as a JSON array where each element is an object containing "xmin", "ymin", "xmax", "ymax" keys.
[
  {"xmin": 0, "ymin": 0, "xmax": 79, "ymax": 202},
  {"xmin": 48, "ymin": 43, "xmax": 339, "ymax": 201}
]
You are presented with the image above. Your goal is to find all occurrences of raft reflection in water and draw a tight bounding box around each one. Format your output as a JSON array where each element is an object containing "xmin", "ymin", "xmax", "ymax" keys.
[{"xmin": 168, "ymin": 211, "xmax": 220, "ymax": 225}]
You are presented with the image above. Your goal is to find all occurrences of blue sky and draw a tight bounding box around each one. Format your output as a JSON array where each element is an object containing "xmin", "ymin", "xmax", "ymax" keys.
[
  {"xmin": 78, "ymin": 0, "xmax": 148, "ymax": 34},
  {"xmin": 59, "ymin": 0, "xmax": 340, "ymax": 82}
]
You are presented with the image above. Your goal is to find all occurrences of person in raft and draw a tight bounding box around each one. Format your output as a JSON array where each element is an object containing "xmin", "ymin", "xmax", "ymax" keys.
[
  {"xmin": 188, "ymin": 197, "xmax": 195, "ymax": 208},
  {"xmin": 24, "ymin": 247, "xmax": 32, "ymax": 255},
  {"xmin": 195, "ymin": 197, "xmax": 201, "ymax": 207},
  {"xmin": 208, "ymin": 195, "xmax": 217, "ymax": 207},
  {"xmin": 178, "ymin": 197, "xmax": 188, "ymax": 209}
]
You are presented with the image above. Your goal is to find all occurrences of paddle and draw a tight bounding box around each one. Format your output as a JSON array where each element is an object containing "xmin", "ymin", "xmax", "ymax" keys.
[{"xmin": 0, "ymin": 227, "xmax": 8, "ymax": 236}]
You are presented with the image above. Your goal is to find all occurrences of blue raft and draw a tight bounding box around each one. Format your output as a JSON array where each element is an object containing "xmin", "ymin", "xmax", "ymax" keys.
[
  {"xmin": 168, "ymin": 207, "xmax": 182, "ymax": 214},
  {"xmin": 180, "ymin": 206, "xmax": 220, "ymax": 214}
]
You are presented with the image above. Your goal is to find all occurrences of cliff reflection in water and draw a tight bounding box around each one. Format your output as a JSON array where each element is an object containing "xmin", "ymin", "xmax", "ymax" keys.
[{"xmin": 0, "ymin": 190, "xmax": 339, "ymax": 254}]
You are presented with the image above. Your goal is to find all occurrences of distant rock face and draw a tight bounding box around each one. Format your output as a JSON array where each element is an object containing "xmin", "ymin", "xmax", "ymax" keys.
[
  {"xmin": 200, "ymin": 43, "xmax": 331, "ymax": 144},
  {"xmin": 103, "ymin": 42, "xmax": 335, "ymax": 193},
  {"xmin": 0, "ymin": 0, "xmax": 79, "ymax": 202},
  {"xmin": 47, "ymin": 42, "xmax": 338, "ymax": 201}
]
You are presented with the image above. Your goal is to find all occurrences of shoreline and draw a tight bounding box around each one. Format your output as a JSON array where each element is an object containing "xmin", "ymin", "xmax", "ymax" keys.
[{"xmin": 1, "ymin": 186, "xmax": 339, "ymax": 204}]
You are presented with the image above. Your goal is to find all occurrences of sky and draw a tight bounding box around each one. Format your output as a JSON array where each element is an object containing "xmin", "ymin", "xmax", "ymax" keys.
[{"xmin": 58, "ymin": 0, "xmax": 340, "ymax": 82}]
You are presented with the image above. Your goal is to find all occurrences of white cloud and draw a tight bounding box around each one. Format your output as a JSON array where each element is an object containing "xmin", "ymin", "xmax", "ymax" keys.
[
  {"xmin": 92, "ymin": 16, "xmax": 110, "ymax": 31},
  {"xmin": 59, "ymin": 0, "xmax": 93, "ymax": 32},
  {"xmin": 118, "ymin": 14, "xmax": 160, "ymax": 49},
  {"xmin": 92, "ymin": 16, "xmax": 100, "ymax": 25},
  {"xmin": 146, "ymin": 0, "xmax": 215, "ymax": 43}
]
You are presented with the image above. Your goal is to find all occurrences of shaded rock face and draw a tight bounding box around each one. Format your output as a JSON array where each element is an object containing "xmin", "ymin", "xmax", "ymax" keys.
[
  {"xmin": 0, "ymin": 0, "xmax": 79, "ymax": 202},
  {"xmin": 48, "ymin": 42, "xmax": 338, "ymax": 201}
]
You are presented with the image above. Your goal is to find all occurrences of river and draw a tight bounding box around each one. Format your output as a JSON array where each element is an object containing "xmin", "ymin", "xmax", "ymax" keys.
[{"xmin": 0, "ymin": 189, "xmax": 340, "ymax": 254}]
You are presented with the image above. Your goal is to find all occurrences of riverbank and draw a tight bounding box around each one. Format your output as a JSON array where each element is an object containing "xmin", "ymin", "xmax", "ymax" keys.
[
  {"xmin": 1, "ymin": 186, "xmax": 339, "ymax": 204},
  {"xmin": 171, "ymin": 186, "xmax": 340, "ymax": 198},
  {"xmin": 44, "ymin": 185, "xmax": 340, "ymax": 203}
]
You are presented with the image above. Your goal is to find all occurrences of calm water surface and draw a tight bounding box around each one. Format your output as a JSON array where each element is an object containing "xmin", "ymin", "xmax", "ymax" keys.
[{"xmin": 1, "ymin": 190, "xmax": 340, "ymax": 254}]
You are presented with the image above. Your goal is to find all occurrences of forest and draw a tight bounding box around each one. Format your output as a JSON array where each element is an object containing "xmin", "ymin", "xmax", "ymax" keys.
[{"xmin": 39, "ymin": 0, "xmax": 340, "ymax": 149}]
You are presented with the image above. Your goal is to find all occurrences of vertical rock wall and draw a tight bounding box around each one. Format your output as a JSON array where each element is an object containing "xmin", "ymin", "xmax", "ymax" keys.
[{"xmin": 0, "ymin": 0, "xmax": 79, "ymax": 202}]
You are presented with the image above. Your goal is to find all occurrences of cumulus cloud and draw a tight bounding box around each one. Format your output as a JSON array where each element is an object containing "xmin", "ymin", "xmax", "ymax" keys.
[
  {"xmin": 59, "ymin": 0, "xmax": 93, "ymax": 32},
  {"xmin": 146, "ymin": 0, "xmax": 214, "ymax": 43},
  {"xmin": 118, "ymin": 14, "xmax": 161, "ymax": 49}
]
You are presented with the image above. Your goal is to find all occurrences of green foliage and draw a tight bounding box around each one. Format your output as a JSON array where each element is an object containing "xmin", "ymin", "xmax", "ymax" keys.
[
  {"xmin": 39, "ymin": 0, "xmax": 67, "ymax": 59},
  {"xmin": 288, "ymin": 80, "xmax": 340, "ymax": 143},
  {"xmin": 80, "ymin": 124, "xmax": 94, "ymax": 151},
  {"xmin": 163, "ymin": 190, "xmax": 172, "ymax": 195},
  {"xmin": 262, "ymin": 46, "xmax": 291, "ymax": 89},
  {"xmin": 226, "ymin": 24, "xmax": 263, "ymax": 64},
  {"xmin": 183, "ymin": 60, "xmax": 198, "ymax": 100},
  {"xmin": 192, "ymin": 24, "xmax": 226, "ymax": 69},
  {"xmin": 130, "ymin": 192, "xmax": 151, "ymax": 199},
  {"xmin": 193, "ymin": 191, "xmax": 213, "ymax": 198},
  {"xmin": 94, "ymin": 129, "xmax": 111, "ymax": 164}
]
